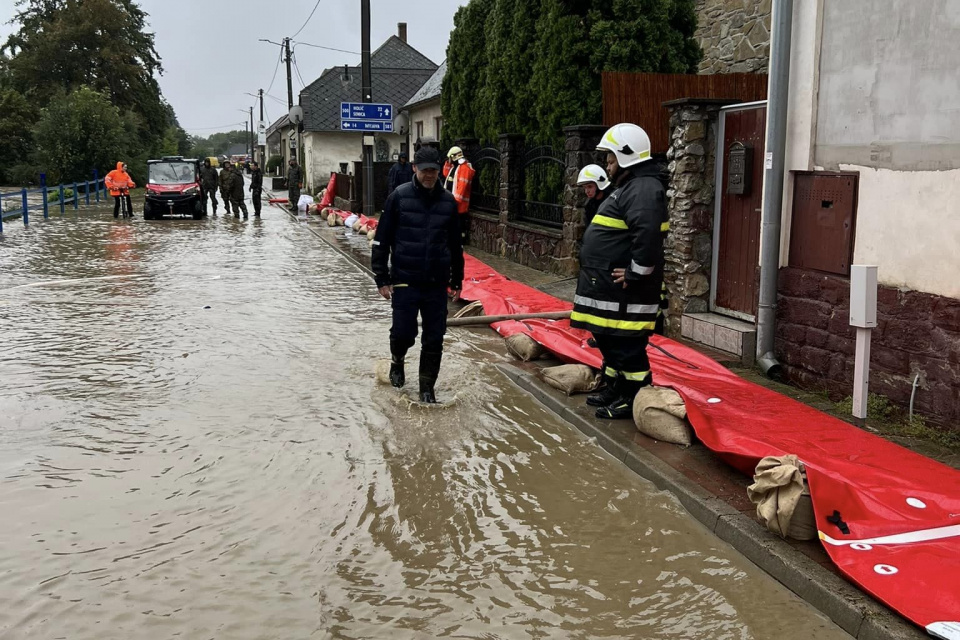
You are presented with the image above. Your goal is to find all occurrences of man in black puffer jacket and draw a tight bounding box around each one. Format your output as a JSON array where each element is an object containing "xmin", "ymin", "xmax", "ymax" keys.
[{"xmin": 371, "ymin": 146, "xmax": 464, "ymax": 404}]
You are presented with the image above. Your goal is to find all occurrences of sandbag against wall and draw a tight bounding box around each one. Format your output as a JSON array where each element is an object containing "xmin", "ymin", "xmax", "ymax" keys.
[
  {"xmin": 541, "ymin": 365, "xmax": 600, "ymax": 396},
  {"xmin": 632, "ymin": 386, "xmax": 693, "ymax": 446},
  {"xmin": 505, "ymin": 334, "xmax": 546, "ymax": 361},
  {"xmin": 747, "ymin": 454, "xmax": 817, "ymax": 541}
]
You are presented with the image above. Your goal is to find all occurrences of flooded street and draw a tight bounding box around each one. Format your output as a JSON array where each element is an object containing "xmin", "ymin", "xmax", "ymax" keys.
[{"xmin": 0, "ymin": 205, "xmax": 849, "ymax": 639}]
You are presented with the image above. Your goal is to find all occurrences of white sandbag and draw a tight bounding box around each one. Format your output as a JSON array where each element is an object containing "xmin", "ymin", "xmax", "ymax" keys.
[
  {"xmin": 453, "ymin": 300, "xmax": 484, "ymax": 319},
  {"xmin": 505, "ymin": 333, "xmax": 546, "ymax": 362},
  {"xmin": 359, "ymin": 223, "xmax": 369, "ymax": 234},
  {"xmin": 320, "ymin": 207, "xmax": 331, "ymax": 219},
  {"xmin": 334, "ymin": 215, "xmax": 344, "ymax": 226},
  {"xmin": 632, "ymin": 386, "xmax": 693, "ymax": 446},
  {"xmin": 297, "ymin": 194, "xmax": 314, "ymax": 212},
  {"xmin": 747, "ymin": 455, "xmax": 816, "ymax": 541},
  {"xmin": 343, "ymin": 214, "xmax": 359, "ymax": 228},
  {"xmin": 374, "ymin": 359, "xmax": 392, "ymax": 385},
  {"xmin": 366, "ymin": 228, "xmax": 376, "ymax": 240},
  {"xmin": 327, "ymin": 213, "xmax": 338, "ymax": 227},
  {"xmin": 541, "ymin": 365, "xmax": 600, "ymax": 396},
  {"xmin": 352, "ymin": 219, "xmax": 364, "ymax": 232}
]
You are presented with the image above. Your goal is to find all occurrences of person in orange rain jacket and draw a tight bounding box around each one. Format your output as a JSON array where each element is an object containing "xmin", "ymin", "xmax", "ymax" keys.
[
  {"xmin": 444, "ymin": 146, "xmax": 476, "ymax": 244},
  {"xmin": 105, "ymin": 161, "xmax": 136, "ymax": 219}
]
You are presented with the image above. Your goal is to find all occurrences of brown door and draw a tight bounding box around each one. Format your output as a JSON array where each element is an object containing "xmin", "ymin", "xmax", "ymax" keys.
[{"xmin": 713, "ymin": 105, "xmax": 766, "ymax": 318}]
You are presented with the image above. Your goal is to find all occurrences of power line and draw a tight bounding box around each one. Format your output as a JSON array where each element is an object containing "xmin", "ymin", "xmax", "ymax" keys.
[
  {"xmin": 291, "ymin": 0, "xmax": 322, "ymax": 39},
  {"xmin": 185, "ymin": 122, "xmax": 247, "ymax": 131},
  {"xmin": 264, "ymin": 92, "xmax": 288, "ymax": 106},
  {"xmin": 265, "ymin": 47, "xmax": 283, "ymax": 95},
  {"xmin": 293, "ymin": 40, "xmax": 360, "ymax": 55},
  {"xmin": 292, "ymin": 56, "xmax": 306, "ymax": 89}
]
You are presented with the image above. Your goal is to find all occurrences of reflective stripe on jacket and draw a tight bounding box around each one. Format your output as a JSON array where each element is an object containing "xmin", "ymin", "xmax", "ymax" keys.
[
  {"xmin": 571, "ymin": 162, "xmax": 669, "ymax": 337},
  {"xmin": 452, "ymin": 162, "xmax": 475, "ymax": 214}
]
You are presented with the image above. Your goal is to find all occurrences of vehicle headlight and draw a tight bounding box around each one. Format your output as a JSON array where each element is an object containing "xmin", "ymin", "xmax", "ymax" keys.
[{"xmin": 182, "ymin": 186, "xmax": 199, "ymax": 196}]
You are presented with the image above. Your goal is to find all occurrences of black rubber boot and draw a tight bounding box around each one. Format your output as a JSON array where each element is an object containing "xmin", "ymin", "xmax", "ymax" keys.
[
  {"xmin": 595, "ymin": 378, "xmax": 651, "ymax": 420},
  {"xmin": 586, "ymin": 371, "xmax": 619, "ymax": 407},
  {"xmin": 418, "ymin": 350, "xmax": 443, "ymax": 404},
  {"xmin": 389, "ymin": 343, "xmax": 406, "ymax": 388}
]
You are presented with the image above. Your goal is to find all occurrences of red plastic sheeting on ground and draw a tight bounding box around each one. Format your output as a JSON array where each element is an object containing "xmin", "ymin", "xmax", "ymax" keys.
[{"xmin": 460, "ymin": 254, "xmax": 960, "ymax": 638}]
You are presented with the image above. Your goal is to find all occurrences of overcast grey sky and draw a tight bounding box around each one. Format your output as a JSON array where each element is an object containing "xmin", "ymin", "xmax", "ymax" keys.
[{"xmin": 0, "ymin": 0, "xmax": 465, "ymax": 135}]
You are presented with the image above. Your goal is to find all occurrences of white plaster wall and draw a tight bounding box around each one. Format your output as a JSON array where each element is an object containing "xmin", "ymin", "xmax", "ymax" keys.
[
  {"xmin": 777, "ymin": 0, "xmax": 823, "ymax": 266},
  {"xmin": 304, "ymin": 132, "xmax": 408, "ymax": 192},
  {"xmin": 845, "ymin": 164, "xmax": 960, "ymax": 299},
  {"xmin": 409, "ymin": 101, "xmax": 443, "ymax": 143}
]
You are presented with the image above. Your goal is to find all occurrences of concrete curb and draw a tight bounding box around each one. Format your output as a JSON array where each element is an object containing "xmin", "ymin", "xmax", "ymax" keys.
[{"xmin": 495, "ymin": 364, "xmax": 926, "ymax": 640}]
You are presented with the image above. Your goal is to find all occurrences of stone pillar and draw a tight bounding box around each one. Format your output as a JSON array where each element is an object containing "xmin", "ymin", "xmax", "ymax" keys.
[
  {"xmin": 561, "ymin": 125, "xmax": 608, "ymax": 273},
  {"xmin": 661, "ymin": 98, "xmax": 731, "ymax": 337},
  {"xmin": 498, "ymin": 133, "xmax": 524, "ymax": 230}
]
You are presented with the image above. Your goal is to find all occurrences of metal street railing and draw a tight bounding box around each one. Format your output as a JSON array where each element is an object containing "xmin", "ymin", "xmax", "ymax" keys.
[{"xmin": 0, "ymin": 171, "xmax": 110, "ymax": 234}]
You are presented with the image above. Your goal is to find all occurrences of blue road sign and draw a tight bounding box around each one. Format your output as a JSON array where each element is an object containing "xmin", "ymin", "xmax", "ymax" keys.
[
  {"xmin": 340, "ymin": 102, "xmax": 393, "ymax": 121},
  {"xmin": 340, "ymin": 120, "xmax": 394, "ymax": 132}
]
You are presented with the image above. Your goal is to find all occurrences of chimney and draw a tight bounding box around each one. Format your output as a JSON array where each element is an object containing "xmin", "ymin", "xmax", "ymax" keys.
[{"xmin": 398, "ymin": 22, "xmax": 407, "ymax": 42}]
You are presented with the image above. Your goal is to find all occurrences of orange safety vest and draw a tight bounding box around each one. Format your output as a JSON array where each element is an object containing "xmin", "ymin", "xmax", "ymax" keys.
[
  {"xmin": 105, "ymin": 162, "xmax": 135, "ymax": 196},
  {"xmin": 452, "ymin": 162, "xmax": 475, "ymax": 214}
]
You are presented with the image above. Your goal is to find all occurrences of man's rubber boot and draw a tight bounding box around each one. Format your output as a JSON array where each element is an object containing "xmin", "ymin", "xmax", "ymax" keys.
[
  {"xmin": 595, "ymin": 378, "xmax": 651, "ymax": 420},
  {"xmin": 389, "ymin": 356, "xmax": 405, "ymax": 388},
  {"xmin": 586, "ymin": 370, "xmax": 619, "ymax": 407},
  {"xmin": 418, "ymin": 350, "xmax": 442, "ymax": 404}
]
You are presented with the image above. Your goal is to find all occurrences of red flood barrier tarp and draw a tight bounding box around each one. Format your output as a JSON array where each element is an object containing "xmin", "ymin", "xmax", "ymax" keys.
[{"xmin": 460, "ymin": 254, "xmax": 960, "ymax": 638}]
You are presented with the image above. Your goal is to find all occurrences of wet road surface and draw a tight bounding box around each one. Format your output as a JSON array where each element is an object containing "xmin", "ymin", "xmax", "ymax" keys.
[{"xmin": 0, "ymin": 202, "xmax": 850, "ymax": 638}]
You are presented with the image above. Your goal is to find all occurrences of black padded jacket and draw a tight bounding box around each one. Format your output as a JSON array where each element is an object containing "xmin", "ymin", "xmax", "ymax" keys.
[{"xmin": 371, "ymin": 176, "xmax": 464, "ymax": 289}]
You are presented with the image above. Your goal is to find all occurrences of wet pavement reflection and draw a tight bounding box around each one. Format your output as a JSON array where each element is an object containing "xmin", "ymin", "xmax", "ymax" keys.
[{"xmin": 0, "ymin": 205, "xmax": 849, "ymax": 639}]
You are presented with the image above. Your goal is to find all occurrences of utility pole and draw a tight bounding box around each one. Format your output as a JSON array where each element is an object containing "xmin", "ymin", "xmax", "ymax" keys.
[
  {"xmin": 249, "ymin": 107, "xmax": 255, "ymax": 162},
  {"xmin": 361, "ymin": 0, "xmax": 374, "ymax": 217},
  {"xmin": 258, "ymin": 88, "xmax": 265, "ymax": 165},
  {"xmin": 284, "ymin": 37, "xmax": 294, "ymax": 110}
]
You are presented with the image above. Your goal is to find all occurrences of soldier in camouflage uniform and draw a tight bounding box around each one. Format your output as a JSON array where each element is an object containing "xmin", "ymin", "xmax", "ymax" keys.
[
  {"xmin": 229, "ymin": 161, "xmax": 248, "ymax": 218},
  {"xmin": 200, "ymin": 159, "xmax": 220, "ymax": 215},
  {"xmin": 287, "ymin": 159, "xmax": 302, "ymax": 211},
  {"xmin": 219, "ymin": 161, "xmax": 234, "ymax": 213}
]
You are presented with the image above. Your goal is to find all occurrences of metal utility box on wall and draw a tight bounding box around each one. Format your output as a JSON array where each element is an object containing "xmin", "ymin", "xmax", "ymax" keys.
[
  {"xmin": 850, "ymin": 265, "xmax": 878, "ymax": 328},
  {"xmin": 726, "ymin": 142, "xmax": 754, "ymax": 195},
  {"xmin": 788, "ymin": 172, "xmax": 858, "ymax": 276}
]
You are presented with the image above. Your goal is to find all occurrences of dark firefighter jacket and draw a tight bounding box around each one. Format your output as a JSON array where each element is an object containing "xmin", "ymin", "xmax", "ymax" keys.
[
  {"xmin": 371, "ymin": 176, "xmax": 464, "ymax": 290},
  {"xmin": 571, "ymin": 161, "xmax": 669, "ymax": 337},
  {"xmin": 583, "ymin": 192, "xmax": 607, "ymax": 227},
  {"xmin": 250, "ymin": 168, "xmax": 263, "ymax": 191}
]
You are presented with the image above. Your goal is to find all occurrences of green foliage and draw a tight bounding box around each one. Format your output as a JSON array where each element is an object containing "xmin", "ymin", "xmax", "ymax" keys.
[
  {"xmin": 52, "ymin": 188, "xmax": 75, "ymax": 202},
  {"xmin": 188, "ymin": 130, "xmax": 250, "ymax": 157},
  {"xmin": 443, "ymin": 0, "xmax": 702, "ymax": 143},
  {"xmin": 3, "ymin": 0, "xmax": 166, "ymax": 138},
  {"xmin": 266, "ymin": 155, "xmax": 284, "ymax": 173},
  {"xmin": 0, "ymin": 89, "xmax": 36, "ymax": 183},
  {"xmin": 835, "ymin": 393, "xmax": 960, "ymax": 452},
  {"xmin": 33, "ymin": 87, "xmax": 126, "ymax": 184}
]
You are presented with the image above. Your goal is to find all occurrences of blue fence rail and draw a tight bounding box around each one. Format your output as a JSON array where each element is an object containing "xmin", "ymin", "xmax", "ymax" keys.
[{"xmin": 0, "ymin": 171, "xmax": 111, "ymax": 234}]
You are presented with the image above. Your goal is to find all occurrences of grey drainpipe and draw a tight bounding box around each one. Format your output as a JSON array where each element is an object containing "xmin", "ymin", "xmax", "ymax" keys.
[{"xmin": 756, "ymin": 0, "xmax": 794, "ymax": 377}]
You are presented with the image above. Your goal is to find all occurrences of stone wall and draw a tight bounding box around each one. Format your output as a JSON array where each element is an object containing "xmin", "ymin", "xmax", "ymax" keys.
[
  {"xmin": 777, "ymin": 267, "xmax": 960, "ymax": 428},
  {"xmin": 696, "ymin": 0, "xmax": 772, "ymax": 74},
  {"xmin": 462, "ymin": 127, "xmax": 604, "ymax": 278},
  {"xmin": 663, "ymin": 99, "xmax": 728, "ymax": 337}
]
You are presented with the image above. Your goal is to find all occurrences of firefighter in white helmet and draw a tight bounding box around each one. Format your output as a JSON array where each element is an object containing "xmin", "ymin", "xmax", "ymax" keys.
[
  {"xmin": 443, "ymin": 145, "xmax": 475, "ymax": 243},
  {"xmin": 571, "ymin": 123, "xmax": 670, "ymax": 419},
  {"xmin": 576, "ymin": 164, "xmax": 611, "ymax": 226}
]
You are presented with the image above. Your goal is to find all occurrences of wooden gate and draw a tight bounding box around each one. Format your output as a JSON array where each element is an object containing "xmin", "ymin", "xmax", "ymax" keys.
[{"xmin": 711, "ymin": 102, "xmax": 767, "ymax": 320}]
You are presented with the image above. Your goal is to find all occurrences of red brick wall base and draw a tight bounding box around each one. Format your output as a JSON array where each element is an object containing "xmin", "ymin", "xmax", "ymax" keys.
[{"xmin": 776, "ymin": 267, "xmax": 960, "ymax": 428}]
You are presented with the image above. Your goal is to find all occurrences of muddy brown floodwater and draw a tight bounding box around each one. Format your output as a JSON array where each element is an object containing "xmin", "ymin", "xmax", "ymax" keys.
[{"xmin": 0, "ymin": 206, "xmax": 850, "ymax": 639}]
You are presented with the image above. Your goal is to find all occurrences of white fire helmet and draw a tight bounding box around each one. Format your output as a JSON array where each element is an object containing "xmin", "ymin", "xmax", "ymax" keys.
[
  {"xmin": 447, "ymin": 146, "xmax": 463, "ymax": 161},
  {"xmin": 576, "ymin": 164, "xmax": 611, "ymax": 190},
  {"xmin": 596, "ymin": 123, "xmax": 652, "ymax": 168}
]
